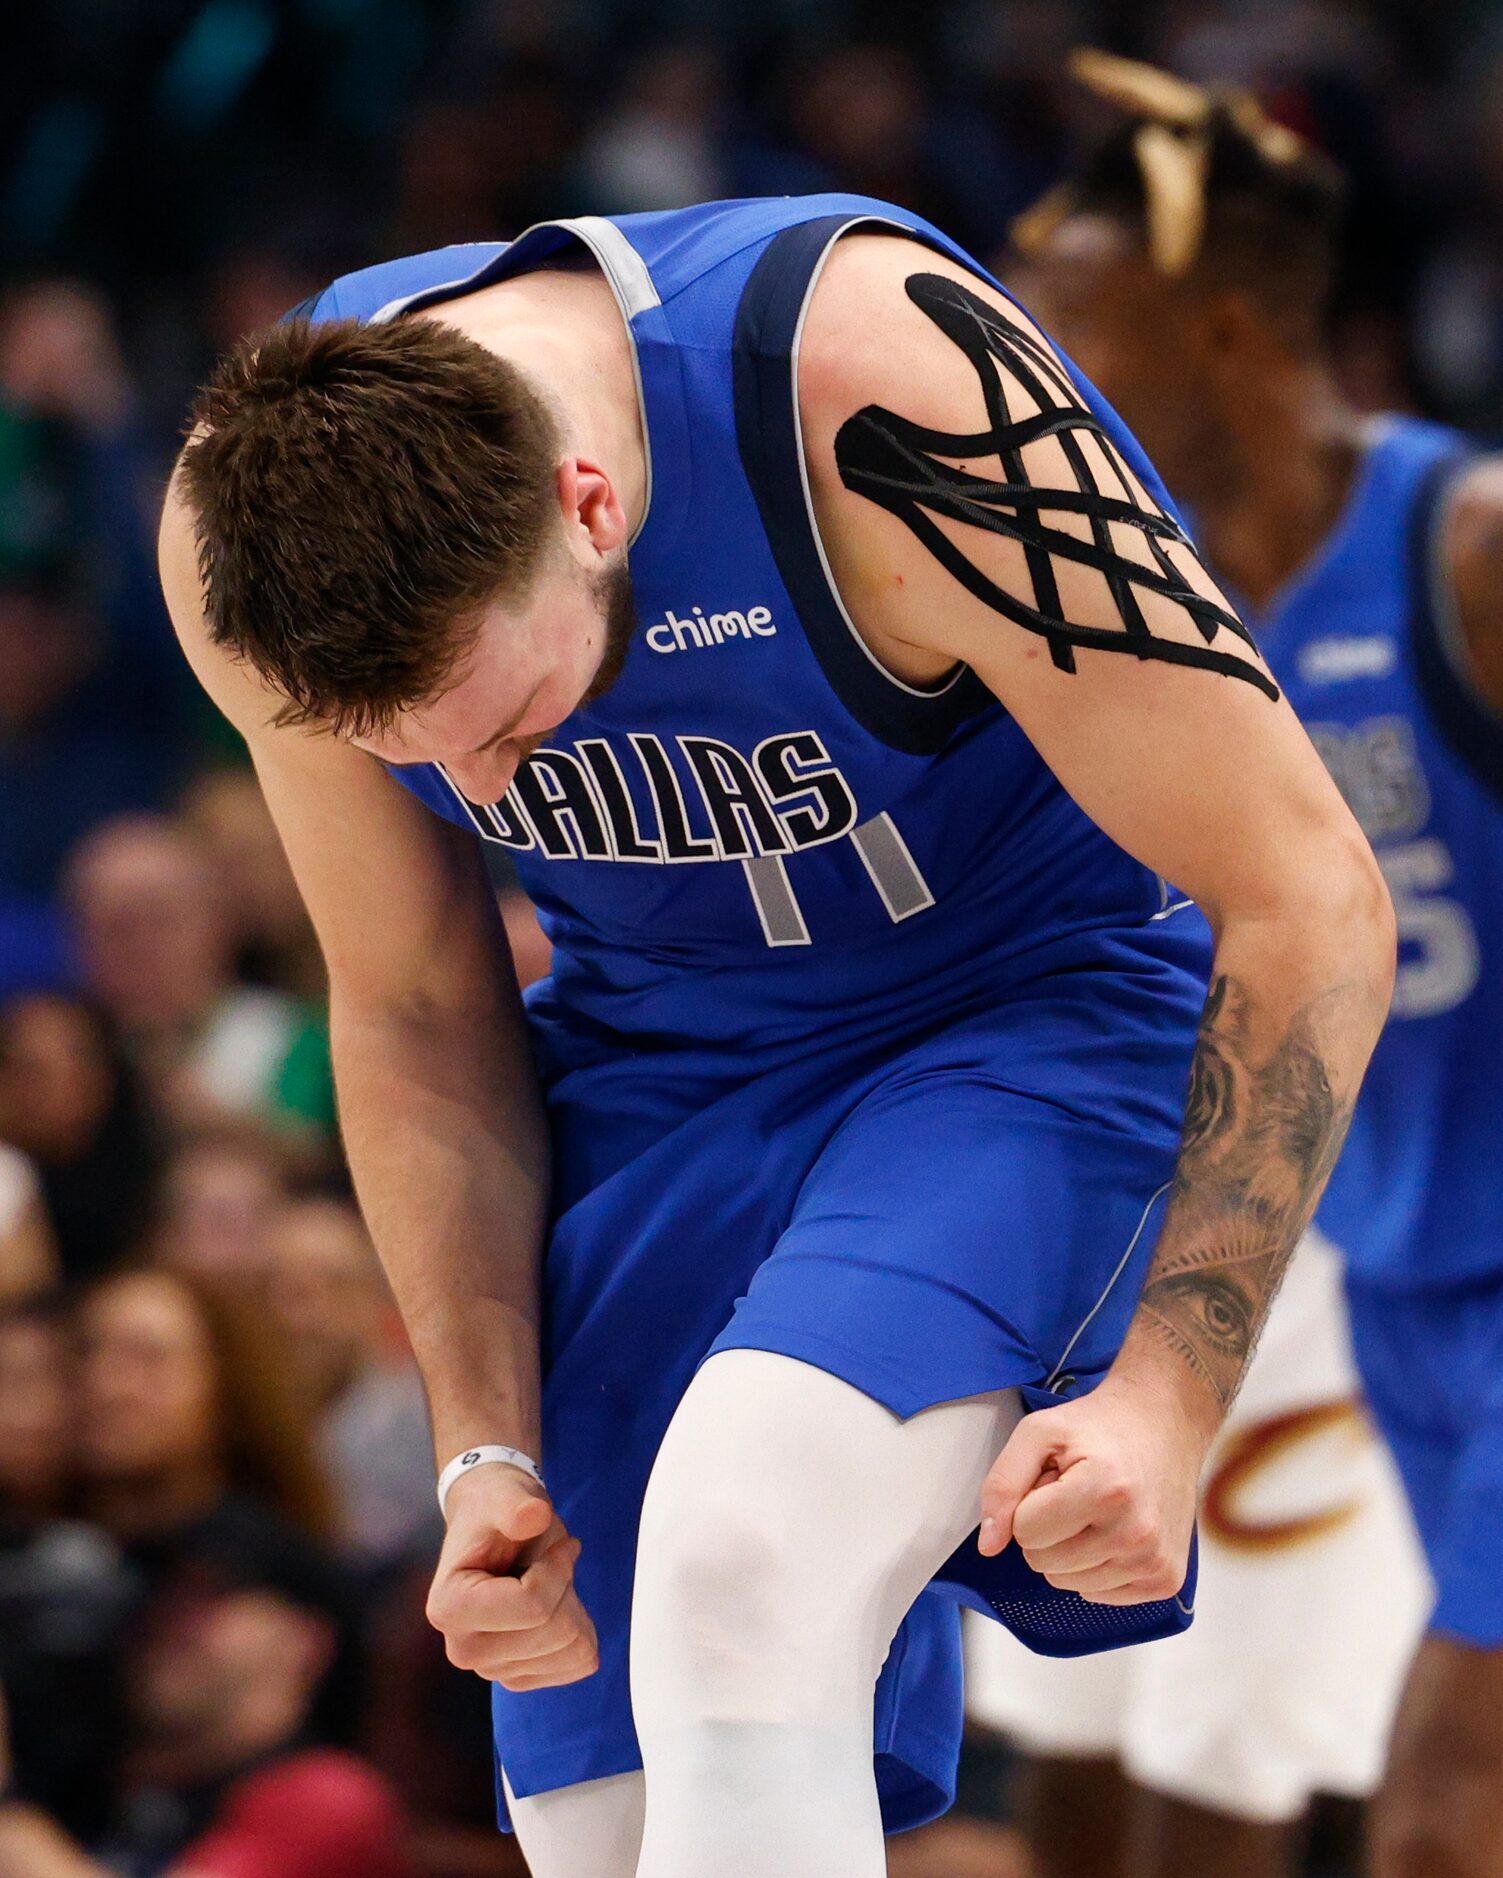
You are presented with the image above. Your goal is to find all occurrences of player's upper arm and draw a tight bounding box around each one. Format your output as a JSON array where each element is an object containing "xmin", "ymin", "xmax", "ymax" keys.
[
  {"xmin": 158, "ymin": 467, "xmax": 511, "ymax": 1019},
  {"xmin": 1444, "ymin": 455, "xmax": 1503, "ymax": 719},
  {"xmin": 800, "ymin": 235, "xmax": 1383, "ymax": 935}
]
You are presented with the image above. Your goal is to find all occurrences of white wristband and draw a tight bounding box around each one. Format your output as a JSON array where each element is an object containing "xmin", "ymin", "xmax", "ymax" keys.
[{"xmin": 437, "ymin": 1445, "xmax": 545, "ymax": 1518}]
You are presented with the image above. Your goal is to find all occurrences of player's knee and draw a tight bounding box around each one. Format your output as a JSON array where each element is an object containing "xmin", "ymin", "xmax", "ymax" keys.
[
  {"xmin": 638, "ymin": 1488, "xmax": 789, "ymax": 1651},
  {"xmin": 632, "ymin": 1485, "xmax": 829, "ymax": 1719}
]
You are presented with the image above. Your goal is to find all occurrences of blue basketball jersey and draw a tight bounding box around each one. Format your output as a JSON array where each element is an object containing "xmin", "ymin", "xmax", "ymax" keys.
[
  {"xmin": 291, "ymin": 202, "xmax": 1215, "ymax": 1809},
  {"xmin": 1254, "ymin": 417, "xmax": 1503, "ymax": 1289},
  {"xmin": 300, "ymin": 195, "xmax": 1206, "ymax": 1058}
]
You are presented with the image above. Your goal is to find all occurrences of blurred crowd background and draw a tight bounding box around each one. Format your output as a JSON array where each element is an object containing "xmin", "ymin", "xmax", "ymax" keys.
[{"xmin": 3, "ymin": 2, "xmax": 1501, "ymax": 1872}]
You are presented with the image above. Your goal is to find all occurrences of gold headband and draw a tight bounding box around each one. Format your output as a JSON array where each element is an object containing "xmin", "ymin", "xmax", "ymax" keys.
[{"xmin": 1011, "ymin": 48, "xmax": 1311, "ymax": 278}]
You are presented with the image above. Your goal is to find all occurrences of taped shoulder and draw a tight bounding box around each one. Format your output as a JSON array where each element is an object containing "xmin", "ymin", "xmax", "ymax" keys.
[{"xmin": 800, "ymin": 241, "xmax": 1276, "ymax": 701}]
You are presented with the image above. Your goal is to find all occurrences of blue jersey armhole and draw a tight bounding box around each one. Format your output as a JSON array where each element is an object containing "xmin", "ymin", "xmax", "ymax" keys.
[
  {"xmin": 731, "ymin": 214, "xmax": 992, "ymax": 757},
  {"xmin": 278, "ymin": 290, "xmax": 330, "ymax": 323},
  {"xmin": 1408, "ymin": 453, "xmax": 1503, "ymax": 806}
]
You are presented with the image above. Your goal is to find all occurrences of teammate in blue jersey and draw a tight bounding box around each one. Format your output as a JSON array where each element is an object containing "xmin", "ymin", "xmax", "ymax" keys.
[
  {"xmin": 158, "ymin": 190, "xmax": 1392, "ymax": 1877},
  {"xmin": 1011, "ymin": 53, "xmax": 1503, "ymax": 1878}
]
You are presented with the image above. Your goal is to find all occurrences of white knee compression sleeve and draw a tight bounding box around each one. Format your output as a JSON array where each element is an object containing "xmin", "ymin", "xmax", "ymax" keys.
[{"xmin": 629, "ymin": 1350, "xmax": 1021, "ymax": 1878}]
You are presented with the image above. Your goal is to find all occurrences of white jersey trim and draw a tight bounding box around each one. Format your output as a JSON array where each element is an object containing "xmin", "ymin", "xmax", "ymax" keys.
[
  {"xmin": 788, "ymin": 216, "xmax": 971, "ymax": 705},
  {"xmin": 369, "ymin": 217, "xmax": 657, "ymax": 547}
]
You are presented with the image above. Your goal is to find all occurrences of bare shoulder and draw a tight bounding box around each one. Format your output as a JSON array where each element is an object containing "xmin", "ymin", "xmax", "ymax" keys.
[
  {"xmin": 794, "ymin": 230, "xmax": 1239, "ymax": 690},
  {"xmin": 1442, "ymin": 452, "xmax": 1503, "ymax": 713},
  {"xmin": 1446, "ymin": 451, "xmax": 1503, "ymax": 525},
  {"xmin": 158, "ymin": 458, "xmax": 442, "ymax": 814},
  {"xmin": 788, "ymin": 241, "xmax": 1363, "ymax": 948},
  {"xmin": 158, "ymin": 462, "xmax": 505, "ymax": 1010},
  {"xmin": 1445, "ymin": 452, "xmax": 1503, "ymax": 582},
  {"xmin": 796, "ymin": 233, "xmax": 1076, "ymax": 680},
  {"xmin": 160, "ymin": 462, "xmax": 390, "ymax": 792},
  {"xmin": 796, "ymin": 231, "xmax": 1061, "ymax": 424},
  {"xmin": 159, "ymin": 461, "xmax": 300, "ymax": 750}
]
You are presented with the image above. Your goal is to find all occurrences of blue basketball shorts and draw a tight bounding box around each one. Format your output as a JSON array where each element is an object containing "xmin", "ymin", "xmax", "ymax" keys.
[
  {"xmin": 493, "ymin": 924, "xmax": 1207, "ymax": 1831},
  {"xmin": 1347, "ymin": 1270, "xmax": 1503, "ymax": 1648}
]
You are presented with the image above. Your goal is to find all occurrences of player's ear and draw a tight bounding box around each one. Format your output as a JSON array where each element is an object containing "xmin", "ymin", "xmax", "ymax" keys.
[{"xmin": 557, "ymin": 456, "xmax": 628, "ymax": 564}]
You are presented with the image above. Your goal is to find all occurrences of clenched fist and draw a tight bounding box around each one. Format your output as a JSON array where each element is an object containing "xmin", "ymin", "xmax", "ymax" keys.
[
  {"xmin": 426, "ymin": 1464, "xmax": 599, "ymax": 1690},
  {"xmin": 977, "ymin": 1375, "xmax": 1210, "ymax": 1605}
]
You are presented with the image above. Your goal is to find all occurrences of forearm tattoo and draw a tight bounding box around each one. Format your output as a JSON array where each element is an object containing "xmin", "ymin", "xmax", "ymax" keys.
[
  {"xmin": 1138, "ymin": 975, "xmax": 1355, "ymax": 1407},
  {"xmin": 834, "ymin": 272, "xmax": 1278, "ymax": 699}
]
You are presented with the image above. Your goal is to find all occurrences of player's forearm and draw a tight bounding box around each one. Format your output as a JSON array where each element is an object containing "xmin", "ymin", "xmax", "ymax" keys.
[
  {"xmin": 1112, "ymin": 872, "xmax": 1395, "ymax": 1437},
  {"xmin": 330, "ymin": 993, "xmax": 551, "ymax": 1463}
]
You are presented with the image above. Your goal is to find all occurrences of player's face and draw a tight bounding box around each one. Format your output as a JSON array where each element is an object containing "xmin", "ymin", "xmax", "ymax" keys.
[
  {"xmin": 1016, "ymin": 214, "xmax": 1219, "ymax": 498},
  {"xmin": 351, "ymin": 552, "xmax": 636, "ymax": 804}
]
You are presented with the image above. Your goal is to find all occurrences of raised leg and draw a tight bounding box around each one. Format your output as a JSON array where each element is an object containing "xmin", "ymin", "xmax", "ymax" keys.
[{"xmin": 629, "ymin": 1349, "xmax": 1022, "ymax": 1878}]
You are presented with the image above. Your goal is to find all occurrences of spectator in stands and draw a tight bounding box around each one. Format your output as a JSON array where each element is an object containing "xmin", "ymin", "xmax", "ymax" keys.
[
  {"xmin": 392, "ymin": 52, "xmax": 584, "ymax": 252},
  {"xmin": 0, "ymin": 282, "xmax": 192, "ymax": 909},
  {"xmin": 180, "ymin": 770, "xmax": 325, "ymax": 1001},
  {"xmin": 0, "ymin": 1146, "xmax": 57, "ymax": 1302},
  {"xmin": 0, "ymin": 991, "xmax": 161, "ymax": 1283},
  {"xmin": 203, "ymin": 249, "xmax": 324, "ymax": 358},
  {"xmin": 0, "ymin": 1295, "xmax": 133, "ymax": 1840},
  {"xmin": 363, "ymin": 1561, "xmax": 526, "ymax": 1878},
  {"xmin": 268, "ymin": 1195, "xmax": 437, "ymax": 1573},
  {"xmin": 1413, "ymin": 46, "xmax": 1503, "ymax": 427},
  {"xmin": 781, "ymin": 43, "xmax": 1019, "ymax": 257},
  {"xmin": 151, "ymin": 1130, "xmax": 292, "ymax": 1294},
  {"xmin": 64, "ymin": 814, "xmax": 335, "ymax": 1148},
  {"xmin": 0, "ymin": 280, "xmax": 134, "ymax": 436},
  {"xmin": 76, "ymin": 1265, "xmax": 334, "ymax": 1550},
  {"xmin": 0, "ymin": 563, "xmax": 105, "ymax": 906},
  {"xmin": 578, "ymin": 43, "xmax": 729, "ymax": 210},
  {"xmin": 73, "ymin": 1267, "xmax": 363, "ymax": 1740},
  {"xmin": 0, "ymin": 1296, "xmax": 71, "ymax": 1528},
  {"xmin": 0, "ymin": 1567, "xmax": 418, "ymax": 1878}
]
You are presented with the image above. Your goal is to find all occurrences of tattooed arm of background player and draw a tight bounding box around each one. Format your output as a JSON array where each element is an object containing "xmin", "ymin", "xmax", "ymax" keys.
[
  {"xmin": 1445, "ymin": 455, "xmax": 1503, "ymax": 718},
  {"xmin": 802, "ymin": 237, "xmax": 1395, "ymax": 1493}
]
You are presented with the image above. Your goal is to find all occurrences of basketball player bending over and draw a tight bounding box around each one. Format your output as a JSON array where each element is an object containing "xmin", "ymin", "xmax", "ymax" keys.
[{"xmin": 159, "ymin": 194, "xmax": 1394, "ymax": 1877}]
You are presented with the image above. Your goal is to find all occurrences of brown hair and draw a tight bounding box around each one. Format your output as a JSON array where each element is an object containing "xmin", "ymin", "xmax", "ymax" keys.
[
  {"xmin": 89, "ymin": 1263, "xmax": 338, "ymax": 1541},
  {"xmin": 189, "ymin": 1269, "xmax": 338, "ymax": 1541},
  {"xmin": 178, "ymin": 314, "xmax": 561, "ymax": 738}
]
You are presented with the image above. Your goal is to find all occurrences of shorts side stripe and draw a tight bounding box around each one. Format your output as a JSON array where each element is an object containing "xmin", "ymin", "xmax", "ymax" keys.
[{"xmin": 1046, "ymin": 1180, "xmax": 1173, "ymax": 1389}]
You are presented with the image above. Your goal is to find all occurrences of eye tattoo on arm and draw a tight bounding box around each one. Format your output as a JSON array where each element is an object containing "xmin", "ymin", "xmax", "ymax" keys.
[
  {"xmin": 834, "ymin": 271, "xmax": 1278, "ymax": 700},
  {"xmin": 1135, "ymin": 974, "xmax": 1356, "ymax": 1408}
]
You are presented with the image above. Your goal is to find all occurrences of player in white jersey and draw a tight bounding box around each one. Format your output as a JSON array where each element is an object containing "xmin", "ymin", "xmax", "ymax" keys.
[
  {"xmin": 967, "ymin": 1230, "xmax": 1429, "ymax": 1870},
  {"xmin": 982, "ymin": 51, "xmax": 1503, "ymax": 1878}
]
